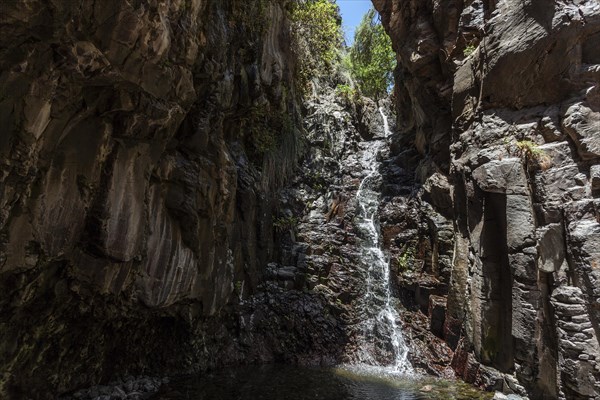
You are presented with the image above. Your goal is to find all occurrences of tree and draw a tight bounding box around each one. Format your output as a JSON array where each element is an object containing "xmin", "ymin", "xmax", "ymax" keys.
[
  {"xmin": 289, "ymin": 0, "xmax": 343, "ymax": 89},
  {"xmin": 349, "ymin": 8, "xmax": 396, "ymax": 100}
]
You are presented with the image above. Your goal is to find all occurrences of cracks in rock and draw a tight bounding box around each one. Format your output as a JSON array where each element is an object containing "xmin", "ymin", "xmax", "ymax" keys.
[{"xmin": 79, "ymin": 140, "xmax": 119, "ymax": 260}]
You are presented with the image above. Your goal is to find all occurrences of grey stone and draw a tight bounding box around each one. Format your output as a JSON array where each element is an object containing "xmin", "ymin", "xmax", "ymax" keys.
[
  {"xmin": 551, "ymin": 286, "xmax": 600, "ymax": 398},
  {"xmin": 591, "ymin": 165, "xmax": 600, "ymax": 190},
  {"xmin": 472, "ymin": 159, "xmax": 527, "ymax": 195},
  {"xmin": 423, "ymin": 172, "xmax": 453, "ymax": 216},
  {"xmin": 0, "ymin": 0, "xmax": 314, "ymax": 394},
  {"xmin": 112, "ymin": 386, "xmax": 127, "ymax": 399},
  {"xmin": 563, "ymin": 100, "xmax": 600, "ymax": 160},
  {"xmin": 539, "ymin": 108, "xmax": 565, "ymax": 142},
  {"xmin": 123, "ymin": 381, "xmax": 135, "ymax": 393},
  {"xmin": 459, "ymin": 1, "xmax": 485, "ymax": 31},
  {"xmin": 428, "ymin": 295, "xmax": 446, "ymax": 337},
  {"xmin": 374, "ymin": 0, "xmax": 600, "ymax": 397},
  {"xmin": 536, "ymin": 224, "xmax": 565, "ymax": 273},
  {"xmin": 574, "ymin": 173, "xmax": 587, "ymax": 186},
  {"xmin": 277, "ymin": 266, "xmax": 298, "ymax": 281},
  {"xmin": 506, "ymin": 194, "xmax": 536, "ymax": 251},
  {"xmin": 509, "ymin": 251, "xmax": 537, "ymax": 283},
  {"xmin": 3, "ymin": 0, "xmax": 600, "ymax": 399}
]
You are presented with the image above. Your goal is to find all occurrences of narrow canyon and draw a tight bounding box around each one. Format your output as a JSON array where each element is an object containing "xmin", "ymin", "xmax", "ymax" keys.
[{"xmin": 0, "ymin": 0, "xmax": 599, "ymax": 399}]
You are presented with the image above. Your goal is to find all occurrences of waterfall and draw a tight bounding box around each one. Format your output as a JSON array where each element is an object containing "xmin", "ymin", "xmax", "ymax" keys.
[
  {"xmin": 349, "ymin": 107, "xmax": 412, "ymax": 375},
  {"xmin": 379, "ymin": 106, "xmax": 390, "ymax": 138}
]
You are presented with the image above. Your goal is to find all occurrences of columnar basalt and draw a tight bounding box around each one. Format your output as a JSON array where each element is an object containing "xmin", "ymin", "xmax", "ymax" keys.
[
  {"xmin": 0, "ymin": 0, "xmax": 306, "ymax": 397},
  {"xmin": 3, "ymin": 0, "xmax": 600, "ymax": 398},
  {"xmin": 374, "ymin": 0, "xmax": 600, "ymax": 398}
]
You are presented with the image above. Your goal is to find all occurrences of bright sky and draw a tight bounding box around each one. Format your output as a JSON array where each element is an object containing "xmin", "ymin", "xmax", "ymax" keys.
[{"xmin": 337, "ymin": 0, "xmax": 373, "ymax": 45}]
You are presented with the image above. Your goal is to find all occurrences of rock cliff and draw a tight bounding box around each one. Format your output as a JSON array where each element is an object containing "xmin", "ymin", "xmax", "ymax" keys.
[
  {"xmin": 3, "ymin": 0, "xmax": 600, "ymax": 398},
  {"xmin": 373, "ymin": 0, "xmax": 600, "ymax": 398},
  {"xmin": 0, "ymin": 0, "xmax": 307, "ymax": 397}
]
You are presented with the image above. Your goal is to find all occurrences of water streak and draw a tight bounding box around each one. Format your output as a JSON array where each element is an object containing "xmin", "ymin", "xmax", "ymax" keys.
[{"xmin": 378, "ymin": 106, "xmax": 390, "ymax": 139}]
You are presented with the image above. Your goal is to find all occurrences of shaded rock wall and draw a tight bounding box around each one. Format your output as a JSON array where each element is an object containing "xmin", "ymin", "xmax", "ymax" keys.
[
  {"xmin": 374, "ymin": 0, "xmax": 600, "ymax": 398},
  {"xmin": 0, "ymin": 0, "xmax": 304, "ymax": 397}
]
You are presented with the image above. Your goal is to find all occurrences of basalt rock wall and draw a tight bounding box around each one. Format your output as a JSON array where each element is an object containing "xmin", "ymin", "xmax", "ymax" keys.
[
  {"xmin": 374, "ymin": 0, "xmax": 600, "ymax": 398},
  {"xmin": 0, "ymin": 0, "xmax": 304, "ymax": 397}
]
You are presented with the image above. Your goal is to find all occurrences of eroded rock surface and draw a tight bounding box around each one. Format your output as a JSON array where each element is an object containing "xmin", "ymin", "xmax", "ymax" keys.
[
  {"xmin": 274, "ymin": 79, "xmax": 455, "ymax": 375},
  {"xmin": 0, "ymin": 0, "xmax": 310, "ymax": 397},
  {"xmin": 3, "ymin": 0, "xmax": 600, "ymax": 398},
  {"xmin": 374, "ymin": 0, "xmax": 600, "ymax": 398}
]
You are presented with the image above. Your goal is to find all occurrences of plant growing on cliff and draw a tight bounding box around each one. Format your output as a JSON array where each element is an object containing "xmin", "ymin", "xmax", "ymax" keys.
[
  {"xmin": 289, "ymin": 0, "xmax": 343, "ymax": 89},
  {"xmin": 274, "ymin": 215, "xmax": 298, "ymax": 233},
  {"xmin": 335, "ymin": 84, "xmax": 358, "ymax": 102},
  {"xmin": 242, "ymin": 106, "xmax": 293, "ymax": 165},
  {"xmin": 244, "ymin": 107, "xmax": 276, "ymax": 155},
  {"xmin": 348, "ymin": 8, "xmax": 396, "ymax": 100},
  {"xmin": 307, "ymin": 170, "xmax": 326, "ymax": 192},
  {"xmin": 515, "ymin": 140, "xmax": 552, "ymax": 170},
  {"xmin": 463, "ymin": 44, "xmax": 477, "ymax": 57},
  {"xmin": 397, "ymin": 245, "xmax": 416, "ymax": 273}
]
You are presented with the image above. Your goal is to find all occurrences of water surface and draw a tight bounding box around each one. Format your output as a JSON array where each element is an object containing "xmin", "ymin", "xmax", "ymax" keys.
[{"xmin": 151, "ymin": 365, "xmax": 492, "ymax": 400}]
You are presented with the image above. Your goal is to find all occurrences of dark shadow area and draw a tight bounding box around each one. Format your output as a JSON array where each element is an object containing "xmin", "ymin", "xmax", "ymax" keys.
[
  {"xmin": 152, "ymin": 364, "xmax": 487, "ymax": 400},
  {"xmin": 524, "ymin": 0, "xmax": 556, "ymax": 32},
  {"xmin": 537, "ymin": 271, "xmax": 559, "ymax": 398},
  {"xmin": 480, "ymin": 192, "xmax": 514, "ymax": 372},
  {"xmin": 582, "ymin": 32, "xmax": 600, "ymax": 64}
]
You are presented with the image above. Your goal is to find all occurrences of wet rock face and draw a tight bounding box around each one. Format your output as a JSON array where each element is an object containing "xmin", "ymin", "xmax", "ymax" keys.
[
  {"xmin": 375, "ymin": 0, "xmax": 600, "ymax": 398},
  {"xmin": 0, "ymin": 0, "xmax": 302, "ymax": 397},
  {"xmin": 276, "ymin": 84, "xmax": 386, "ymax": 362},
  {"xmin": 272, "ymin": 80, "xmax": 457, "ymax": 377}
]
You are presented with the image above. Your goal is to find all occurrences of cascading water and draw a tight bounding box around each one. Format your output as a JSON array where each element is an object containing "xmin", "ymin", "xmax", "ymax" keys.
[{"xmin": 348, "ymin": 107, "xmax": 412, "ymax": 375}]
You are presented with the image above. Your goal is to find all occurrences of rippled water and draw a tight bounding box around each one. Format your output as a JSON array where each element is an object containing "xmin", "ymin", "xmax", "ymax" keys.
[{"xmin": 151, "ymin": 365, "xmax": 492, "ymax": 400}]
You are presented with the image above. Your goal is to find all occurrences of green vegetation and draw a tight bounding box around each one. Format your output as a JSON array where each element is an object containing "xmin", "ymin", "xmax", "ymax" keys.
[
  {"xmin": 234, "ymin": 280, "xmax": 243, "ymax": 294},
  {"xmin": 307, "ymin": 170, "xmax": 326, "ymax": 192},
  {"xmin": 516, "ymin": 140, "xmax": 545, "ymax": 157},
  {"xmin": 289, "ymin": 0, "xmax": 343, "ymax": 89},
  {"xmin": 348, "ymin": 8, "xmax": 396, "ymax": 100},
  {"xmin": 463, "ymin": 44, "xmax": 477, "ymax": 57},
  {"xmin": 288, "ymin": 3, "xmax": 395, "ymax": 101},
  {"xmin": 397, "ymin": 245, "xmax": 416, "ymax": 273},
  {"xmin": 243, "ymin": 106, "xmax": 293, "ymax": 163},
  {"xmin": 335, "ymin": 84, "xmax": 358, "ymax": 103},
  {"xmin": 274, "ymin": 215, "xmax": 299, "ymax": 233},
  {"xmin": 328, "ymin": 85, "xmax": 361, "ymax": 105},
  {"xmin": 515, "ymin": 140, "xmax": 552, "ymax": 170},
  {"xmin": 231, "ymin": 0, "xmax": 271, "ymax": 37}
]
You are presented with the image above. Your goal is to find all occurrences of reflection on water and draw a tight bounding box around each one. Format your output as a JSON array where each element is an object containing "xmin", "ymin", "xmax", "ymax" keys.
[{"xmin": 151, "ymin": 365, "xmax": 492, "ymax": 400}]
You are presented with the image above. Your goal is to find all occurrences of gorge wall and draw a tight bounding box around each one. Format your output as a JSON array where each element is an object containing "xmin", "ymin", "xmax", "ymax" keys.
[
  {"xmin": 0, "ymin": 0, "xmax": 322, "ymax": 397},
  {"xmin": 373, "ymin": 0, "xmax": 600, "ymax": 398},
  {"xmin": 2, "ymin": 0, "xmax": 600, "ymax": 399}
]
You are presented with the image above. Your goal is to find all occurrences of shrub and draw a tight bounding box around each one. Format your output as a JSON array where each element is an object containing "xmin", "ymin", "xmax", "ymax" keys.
[
  {"xmin": 515, "ymin": 140, "xmax": 552, "ymax": 170},
  {"xmin": 397, "ymin": 246, "xmax": 416, "ymax": 273}
]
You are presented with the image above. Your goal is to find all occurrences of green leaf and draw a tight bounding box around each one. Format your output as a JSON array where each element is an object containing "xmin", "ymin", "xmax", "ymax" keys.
[{"xmin": 348, "ymin": 8, "xmax": 395, "ymax": 99}]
